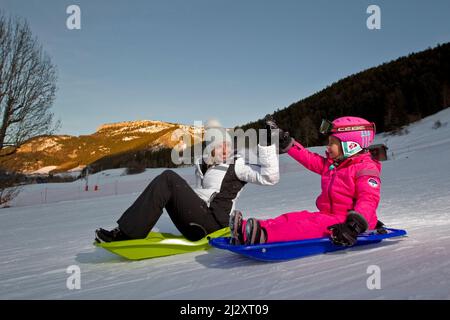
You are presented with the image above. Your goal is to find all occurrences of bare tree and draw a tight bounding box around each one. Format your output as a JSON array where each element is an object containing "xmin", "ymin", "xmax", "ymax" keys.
[{"xmin": 0, "ymin": 12, "xmax": 59, "ymax": 154}]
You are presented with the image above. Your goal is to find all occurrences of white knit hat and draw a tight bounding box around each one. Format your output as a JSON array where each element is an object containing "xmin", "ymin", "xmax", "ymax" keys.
[{"xmin": 203, "ymin": 119, "xmax": 233, "ymax": 164}]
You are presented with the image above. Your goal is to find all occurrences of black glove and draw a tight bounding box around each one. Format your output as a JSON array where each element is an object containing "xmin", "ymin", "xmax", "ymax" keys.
[
  {"xmin": 264, "ymin": 115, "xmax": 294, "ymax": 153},
  {"xmin": 328, "ymin": 211, "xmax": 369, "ymax": 246}
]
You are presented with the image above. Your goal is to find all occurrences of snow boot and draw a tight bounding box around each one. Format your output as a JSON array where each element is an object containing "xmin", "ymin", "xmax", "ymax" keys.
[
  {"xmin": 229, "ymin": 210, "xmax": 244, "ymax": 245},
  {"xmin": 375, "ymin": 220, "xmax": 388, "ymax": 234},
  {"xmin": 95, "ymin": 227, "xmax": 132, "ymax": 243},
  {"xmin": 245, "ymin": 218, "xmax": 267, "ymax": 245}
]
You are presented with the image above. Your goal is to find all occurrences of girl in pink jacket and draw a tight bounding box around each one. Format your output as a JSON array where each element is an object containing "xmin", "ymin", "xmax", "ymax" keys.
[{"xmin": 231, "ymin": 116, "xmax": 381, "ymax": 247}]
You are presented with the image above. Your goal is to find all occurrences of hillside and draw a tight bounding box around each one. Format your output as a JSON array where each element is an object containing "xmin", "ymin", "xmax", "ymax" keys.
[
  {"xmin": 240, "ymin": 43, "xmax": 450, "ymax": 147},
  {"xmin": 0, "ymin": 120, "xmax": 202, "ymax": 174}
]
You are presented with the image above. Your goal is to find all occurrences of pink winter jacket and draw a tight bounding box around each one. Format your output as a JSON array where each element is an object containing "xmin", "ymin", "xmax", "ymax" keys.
[{"xmin": 287, "ymin": 141, "xmax": 381, "ymax": 229}]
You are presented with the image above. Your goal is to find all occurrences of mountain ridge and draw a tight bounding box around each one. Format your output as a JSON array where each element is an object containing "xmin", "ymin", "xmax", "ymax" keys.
[{"xmin": 0, "ymin": 119, "xmax": 203, "ymax": 174}]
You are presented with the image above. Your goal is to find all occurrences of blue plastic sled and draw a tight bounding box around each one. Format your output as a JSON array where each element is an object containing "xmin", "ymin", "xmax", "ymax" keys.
[{"xmin": 209, "ymin": 228, "xmax": 407, "ymax": 262}]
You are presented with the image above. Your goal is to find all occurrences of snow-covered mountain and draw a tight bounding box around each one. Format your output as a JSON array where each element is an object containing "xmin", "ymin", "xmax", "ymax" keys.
[
  {"xmin": 0, "ymin": 119, "xmax": 203, "ymax": 174},
  {"xmin": 1, "ymin": 109, "xmax": 450, "ymax": 299}
]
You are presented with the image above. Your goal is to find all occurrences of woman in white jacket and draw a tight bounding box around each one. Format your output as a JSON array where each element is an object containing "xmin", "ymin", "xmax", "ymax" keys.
[{"xmin": 95, "ymin": 121, "xmax": 279, "ymax": 242}]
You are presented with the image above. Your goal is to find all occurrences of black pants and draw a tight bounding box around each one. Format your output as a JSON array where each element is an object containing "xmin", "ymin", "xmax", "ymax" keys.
[{"xmin": 117, "ymin": 170, "xmax": 225, "ymax": 241}]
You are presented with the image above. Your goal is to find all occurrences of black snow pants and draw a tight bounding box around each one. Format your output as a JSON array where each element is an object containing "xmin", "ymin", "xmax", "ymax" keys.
[{"xmin": 117, "ymin": 170, "xmax": 226, "ymax": 241}]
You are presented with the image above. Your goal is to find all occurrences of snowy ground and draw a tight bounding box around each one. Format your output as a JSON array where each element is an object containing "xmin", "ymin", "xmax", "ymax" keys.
[{"xmin": 1, "ymin": 109, "xmax": 450, "ymax": 299}]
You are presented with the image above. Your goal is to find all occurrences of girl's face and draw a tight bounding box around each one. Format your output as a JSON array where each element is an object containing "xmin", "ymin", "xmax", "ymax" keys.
[
  {"xmin": 327, "ymin": 136, "xmax": 343, "ymax": 160},
  {"xmin": 212, "ymin": 142, "xmax": 231, "ymax": 163}
]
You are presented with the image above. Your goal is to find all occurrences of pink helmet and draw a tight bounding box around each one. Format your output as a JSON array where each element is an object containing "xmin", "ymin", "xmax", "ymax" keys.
[{"xmin": 320, "ymin": 116, "xmax": 376, "ymax": 158}]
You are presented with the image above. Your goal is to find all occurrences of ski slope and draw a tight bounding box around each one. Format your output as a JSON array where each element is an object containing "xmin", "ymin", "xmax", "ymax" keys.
[{"xmin": 1, "ymin": 109, "xmax": 450, "ymax": 299}]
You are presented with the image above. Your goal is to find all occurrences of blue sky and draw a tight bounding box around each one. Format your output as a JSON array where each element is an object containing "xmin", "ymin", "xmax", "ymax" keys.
[{"xmin": 1, "ymin": 0, "xmax": 449, "ymax": 136}]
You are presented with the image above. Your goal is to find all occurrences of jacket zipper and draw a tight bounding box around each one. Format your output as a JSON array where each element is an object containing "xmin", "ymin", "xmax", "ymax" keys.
[{"xmin": 328, "ymin": 169, "xmax": 337, "ymax": 214}]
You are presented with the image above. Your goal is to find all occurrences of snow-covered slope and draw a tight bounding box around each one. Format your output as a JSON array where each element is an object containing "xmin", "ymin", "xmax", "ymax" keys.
[{"xmin": 1, "ymin": 109, "xmax": 450, "ymax": 299}]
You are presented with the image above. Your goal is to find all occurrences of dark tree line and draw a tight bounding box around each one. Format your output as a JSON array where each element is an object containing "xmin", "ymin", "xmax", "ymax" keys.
[
  {"xmin": 239, "ymin": 43, "xmax": 450, "ymax": 146},
  {"xmin": 85, "ymin": 147, "xmax": 180, "ymax": 175}
]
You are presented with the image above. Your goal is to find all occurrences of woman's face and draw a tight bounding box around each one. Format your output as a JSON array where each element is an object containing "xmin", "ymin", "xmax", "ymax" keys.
[
  {"xmin": 327, "ymin": 135, "xmax": 343, "ymax": 160},
  {"xmin": 212, "ymin": 142, "xmax": 231, "ymax": 162}
]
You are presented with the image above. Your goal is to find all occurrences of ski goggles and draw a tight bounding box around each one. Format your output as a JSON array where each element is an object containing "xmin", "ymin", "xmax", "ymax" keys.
[{"xmin": 319, "ymin": 119, "xmax": 376, "ymax": 135}]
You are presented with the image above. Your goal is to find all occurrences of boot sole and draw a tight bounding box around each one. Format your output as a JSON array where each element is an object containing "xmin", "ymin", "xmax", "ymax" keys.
[
  {"xmin": 229, "ymin": 210, "xmax": 243, "ymax": 245},
  {"xmin": 245, "ymin": 218, "xmax": 262, "ymax": 245}
]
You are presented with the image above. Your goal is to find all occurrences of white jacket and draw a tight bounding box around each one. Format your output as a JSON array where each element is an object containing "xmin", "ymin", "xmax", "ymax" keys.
[{"xmin": 193, "ymin": 144, "xmax": 279, "ymax": 206}]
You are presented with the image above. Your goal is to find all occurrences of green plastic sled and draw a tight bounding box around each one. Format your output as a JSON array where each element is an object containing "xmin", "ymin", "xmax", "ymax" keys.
[{"xmin": 94, "ymin": 227, "xmax": 230, "ymax": 260}]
